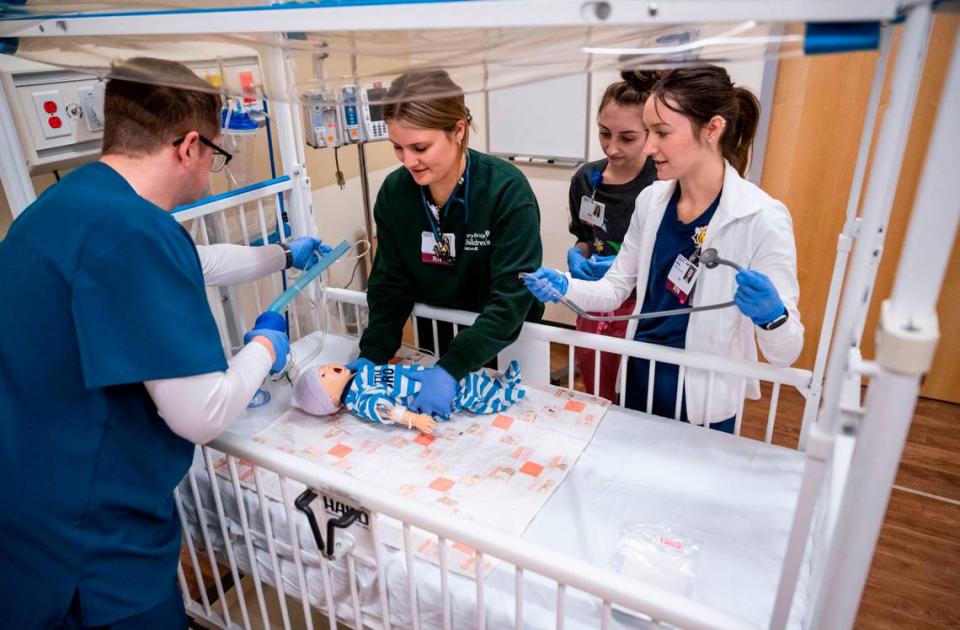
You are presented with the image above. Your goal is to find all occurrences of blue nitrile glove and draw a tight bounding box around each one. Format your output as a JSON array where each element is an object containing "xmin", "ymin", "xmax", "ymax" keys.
[
  {"xmin": 243, "ymin": 311, "xmax": 290, "ymax": 373},
  {"xmin": 243, "ymin": 330, "xmax": 290, "ymax": 373},
  {"xmin": 585, "ymin": 254, "xmax": 616, "ymax": 279},
  {"xmin": 523, "ymin": 267, "xmax": 569, "ymax": 303},
  {"xmin": 288, "ymin": 236, "xmax": 333, "ymax": 270},
  {"xmin": 567, "ymin": 246, "xmax": 596, "ymax": 280},
  {"xmin": 408, "ymin": 366, "xmax": 458, "ymax": 420},
  {"xmin": 734, "ymin": 269, "xmax": 786, "ymax": 326},
  {"xmin": 248, "ymin": 311, "xmax": 287, "ymax": 333},
  {"xmin": 345, "ymin": 357, "xmax": 375, "ymax": 373}
]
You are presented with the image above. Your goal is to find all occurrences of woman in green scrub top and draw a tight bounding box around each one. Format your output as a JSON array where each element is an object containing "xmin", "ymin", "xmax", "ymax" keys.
[{"xmin": 355, "ymin": 69, "xmax": 543, "ymax": 420}]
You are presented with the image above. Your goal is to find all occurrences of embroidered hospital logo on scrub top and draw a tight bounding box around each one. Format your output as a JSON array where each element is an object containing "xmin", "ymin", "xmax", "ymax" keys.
[{"xmin": 463, "ymin": 230, "xmax": 491, "ymax": 252}]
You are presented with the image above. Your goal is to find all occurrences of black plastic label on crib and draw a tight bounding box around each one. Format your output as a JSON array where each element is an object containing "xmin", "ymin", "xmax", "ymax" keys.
[{"xmin": 322, "ymin": 494, "xmax": 370, "ymax": 528}]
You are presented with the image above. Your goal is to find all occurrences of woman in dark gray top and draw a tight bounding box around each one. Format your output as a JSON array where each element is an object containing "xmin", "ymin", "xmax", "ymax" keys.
[{"xmin": 567, "ymin": 71, "xmax": 658, "ymax": 402}]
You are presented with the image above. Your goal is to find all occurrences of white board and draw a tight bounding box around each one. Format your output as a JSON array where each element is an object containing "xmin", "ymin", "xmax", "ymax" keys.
[{"xmin": 487, "ymin": 72, "xmax": 589, "ymax": 163}]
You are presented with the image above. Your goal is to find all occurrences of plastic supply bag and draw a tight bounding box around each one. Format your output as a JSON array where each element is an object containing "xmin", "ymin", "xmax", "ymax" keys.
[{"xmin": 609, "ymin": 523, "xmax": 701, "ymax": 597}]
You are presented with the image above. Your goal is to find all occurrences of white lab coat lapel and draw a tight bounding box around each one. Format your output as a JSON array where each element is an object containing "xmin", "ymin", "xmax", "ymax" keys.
[
  {"xmin": 698, "ymin": 162, "xmax": 760, "ymax": 257},
  {"xmin": 688, "ymin": 161, "xmax": 754, "ymax": 309}
]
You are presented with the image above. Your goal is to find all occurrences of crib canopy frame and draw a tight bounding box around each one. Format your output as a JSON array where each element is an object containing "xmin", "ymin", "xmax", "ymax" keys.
[{"xmin": 1, "ymin": 1, "xmax": 955, "ymax": 628}]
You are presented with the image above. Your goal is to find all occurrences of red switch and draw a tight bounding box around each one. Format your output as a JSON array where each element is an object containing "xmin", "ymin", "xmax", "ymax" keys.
[
  {"xmin": 48, "ymin": 116, "xmax": 63, "ymax": 129},
  {"xmin": 43, "ymin": 100, "xmax": 58, "ymax": 113}
]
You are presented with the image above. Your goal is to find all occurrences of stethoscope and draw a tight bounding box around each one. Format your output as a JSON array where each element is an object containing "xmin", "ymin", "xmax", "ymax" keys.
[
  {"xmin": 419, "ymin": 152, "xmax": 471, "ymax": 262},
  {"xmin": 520, "ymin": 248, "xmax": 743, "ymax": 322}
]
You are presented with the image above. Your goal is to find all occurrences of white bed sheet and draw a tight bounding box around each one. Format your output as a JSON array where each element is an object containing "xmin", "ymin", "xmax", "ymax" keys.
[{"xmin": 180, "ymin": 332, "xmax": 808, "ymax": 629}]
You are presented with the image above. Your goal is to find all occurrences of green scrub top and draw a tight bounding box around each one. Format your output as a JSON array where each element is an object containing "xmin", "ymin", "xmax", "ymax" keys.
[{"xmin": 359, "ymin": 149, "xmax": 543, "ymax": 379}]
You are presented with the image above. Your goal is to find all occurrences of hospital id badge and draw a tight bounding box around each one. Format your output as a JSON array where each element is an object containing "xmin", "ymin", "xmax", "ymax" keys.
[
  {"xmin": 579, "ymin": 195, "xmax": 606, "ymax": 227},
  {"xmin": 421, "ymin": 231, "xmax": 456, "ymax": 266},
  {"xmin": 665, "ymin": 254, "xmax": 701, "ymax": 304}
]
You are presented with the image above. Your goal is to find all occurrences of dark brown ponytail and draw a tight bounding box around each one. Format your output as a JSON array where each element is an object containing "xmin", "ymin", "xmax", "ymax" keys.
[
  {"xmin": 727, "ymin": 87, "xmax": 760, "ymax": 176},
  {"xmin": 597, "ymin": 70, "xmax": 660, "ymax": 116},
  {"xmin": 649, "ymin": 65, "xmax": 760, "ymax": 176}
]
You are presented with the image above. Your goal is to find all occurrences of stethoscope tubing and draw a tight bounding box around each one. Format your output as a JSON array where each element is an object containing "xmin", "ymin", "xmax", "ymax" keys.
[
  {"xmin": 521, "ymin": 250, "xmax": 743, "ymax": 323},
  {"xmin": 420, "ymin": 152, "xmax": 471, "ymax": 242}
]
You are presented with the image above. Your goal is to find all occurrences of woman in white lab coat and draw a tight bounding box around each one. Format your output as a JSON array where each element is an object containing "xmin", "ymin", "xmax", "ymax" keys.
[{"xmin": 525, "ymin": 64, "xmax": 803, "ymax": 432}]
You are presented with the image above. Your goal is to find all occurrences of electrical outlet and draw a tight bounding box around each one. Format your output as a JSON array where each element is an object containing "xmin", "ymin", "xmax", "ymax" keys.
[{"xmin": 31, "ymin": 89, "xmax": 70, "ymax": 139}]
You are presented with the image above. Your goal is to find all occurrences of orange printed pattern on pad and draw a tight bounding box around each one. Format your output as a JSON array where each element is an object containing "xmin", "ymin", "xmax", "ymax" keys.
[
  {"xmin": 415, "ymin": 434, "xmax": 436, "ymax": 447},
  {"xmin": 430, "ymin": 477, "xmax": 455, "ymax": 492},
  {"xmin": 328, "ymin": 443, "xmax": 352, "ymax": 458},
  {"xmin": 519, "ymin": 461, "xmax": 544, "ymax": 477}
]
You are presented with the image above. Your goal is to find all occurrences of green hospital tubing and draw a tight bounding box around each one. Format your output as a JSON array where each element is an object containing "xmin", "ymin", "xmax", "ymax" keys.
[{"xmin": 267, "ymin": 240, "xmax": 351, "ymax": 313}]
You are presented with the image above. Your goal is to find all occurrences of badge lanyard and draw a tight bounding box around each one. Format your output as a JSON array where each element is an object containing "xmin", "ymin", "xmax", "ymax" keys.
[
  {"xmin": 592, "ymin": 169, "xmax": 606, "ymax": 252},
  {"xmin": 666, "ymin": 219, "xmax": 711, "ymax": 304},
  {"xmin": 589, "ymin": 168, "xmax": 603, "ymax": 200},
  {"xmin": 578, "ymin": 166, "xmax": 608, "ymax": 249},
  {"xmin": 665, "ymin": 244, "xmax": 701, "ymax": 304},
  {"xmin": 419, "ymin": 152, "xmax": 471, "ymax": 262}
]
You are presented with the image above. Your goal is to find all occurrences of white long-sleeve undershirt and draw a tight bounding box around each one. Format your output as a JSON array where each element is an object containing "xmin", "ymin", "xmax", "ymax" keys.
[
  {"xmin": 197, "ymin": 243, "xmax": 286, "ymax": 287},
  {"xmin": 142, "ymin": 244, "xmax": 287, "ymax": 444},
  {"xmin": 145, "ymin": 342, "xmax": 273, "ymax": 444}
]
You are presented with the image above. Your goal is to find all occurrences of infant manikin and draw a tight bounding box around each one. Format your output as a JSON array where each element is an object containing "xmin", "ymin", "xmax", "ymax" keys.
[{"xmin": 291, "ymin": 360, "xmax": 524, "ymax": 435}]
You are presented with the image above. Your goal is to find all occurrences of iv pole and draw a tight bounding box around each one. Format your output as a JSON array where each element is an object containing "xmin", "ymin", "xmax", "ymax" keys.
[{"xmin": 352, "ymin": 52, "xmax": 376, "ymax": 283}]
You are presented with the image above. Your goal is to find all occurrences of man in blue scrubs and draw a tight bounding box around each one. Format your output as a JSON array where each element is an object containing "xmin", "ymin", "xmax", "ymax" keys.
[{"xmin": 0, "ymin": 58, "xmax": 304, "ymax": 628}]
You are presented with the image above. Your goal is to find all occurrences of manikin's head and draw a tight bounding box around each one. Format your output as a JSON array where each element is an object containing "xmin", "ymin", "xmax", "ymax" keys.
[{"xmin": 291, "ymin": 364, "xmax": 353, "ymax": 416}]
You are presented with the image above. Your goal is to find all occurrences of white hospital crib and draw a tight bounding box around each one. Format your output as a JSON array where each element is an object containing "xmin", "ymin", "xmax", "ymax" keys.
[
  {"xmin": 1, "ymin": 2, "xmax": 953, "ymax": 628},
  {"xmin": 171, "ymin": 183, "xmax": 821, "ymax": 630}
]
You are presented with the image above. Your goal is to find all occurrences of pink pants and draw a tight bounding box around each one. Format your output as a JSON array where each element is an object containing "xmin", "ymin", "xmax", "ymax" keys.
[{"xmin": 574, "ymin": 294, "xmax": 637, "ymax": 403}]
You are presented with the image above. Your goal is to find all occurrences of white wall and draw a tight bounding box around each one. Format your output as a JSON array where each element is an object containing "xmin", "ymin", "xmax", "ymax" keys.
[{"xmin": 310, "ymin": 165, "xmax": 394, "ymax": 289}]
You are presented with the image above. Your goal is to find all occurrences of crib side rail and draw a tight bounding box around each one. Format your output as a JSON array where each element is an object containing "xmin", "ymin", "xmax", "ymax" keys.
[
  {"xmin": 325, "ymin": 287, "xmax": 814, "ymax": 448},
  {"xmin": 178, "ymin": 436, "xmax": 757, "ymax": 630},
  {"xmin": 171, "ymin": 176, "xmax": 323, "ymax": 353},
  {"xmin": 172, "ymin": 176, "xmax": 293, "ymax": 223}
]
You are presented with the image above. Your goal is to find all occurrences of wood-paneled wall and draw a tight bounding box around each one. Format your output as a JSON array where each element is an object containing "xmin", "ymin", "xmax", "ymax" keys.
[{"xmin": 760, "ymin": 14, "xmax": 960, "ymax": 403}]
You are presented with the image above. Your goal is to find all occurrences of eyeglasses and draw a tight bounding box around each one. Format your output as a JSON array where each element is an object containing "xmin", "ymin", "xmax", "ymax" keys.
[{"xmin": 172, "ymin": 134, "xmax": 233, "ymax": 173}]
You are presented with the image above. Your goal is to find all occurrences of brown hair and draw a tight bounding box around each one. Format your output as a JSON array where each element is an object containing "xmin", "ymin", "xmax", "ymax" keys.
[
  {"xmin": 383, "ymin": 69, "xmax": 472, "ymax": 154},
  {"xmin": 598, "ymin": 70, "xmax": 659, "ymax": 116},
  {"xmin": 649, "ymin": 64, "xmax": 760, "ymax": 176},
  {"xmin": 102, "ymin": 57, "xmax": 221, "ymax": 157}
]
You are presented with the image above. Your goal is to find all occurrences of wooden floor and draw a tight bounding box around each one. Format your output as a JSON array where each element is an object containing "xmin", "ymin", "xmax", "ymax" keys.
[
  {"xmin": 555, "ymin": 344, "xmax": 959, "ymax": 628},
  {"xmin": 856, "ymin": 395, "xmax": 960, "ymax": 629},
  {"xmin": 752, "ymin": 388, "xmax": 960, "ymax": 629}
]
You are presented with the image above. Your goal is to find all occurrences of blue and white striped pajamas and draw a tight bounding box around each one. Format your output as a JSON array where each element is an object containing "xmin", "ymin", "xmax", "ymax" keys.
[{"xmin": 344, "ymin": 360, "xmax": 524, "ymax": 425}]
